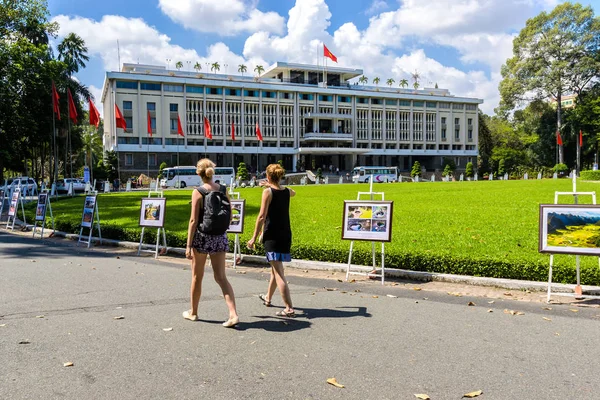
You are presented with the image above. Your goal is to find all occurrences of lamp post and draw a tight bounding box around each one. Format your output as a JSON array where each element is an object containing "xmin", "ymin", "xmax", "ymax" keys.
[
  {"xmin": 186, "ymin": 61, "xmax": 191, "ymax": 71},
  {"xmin": 166, "ymin": 58, "xmax": 171, "ymax": 70}
]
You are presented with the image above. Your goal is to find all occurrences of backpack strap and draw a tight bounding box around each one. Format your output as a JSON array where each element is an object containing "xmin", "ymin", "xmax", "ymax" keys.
[
  {"xmin": 218, "ymin": 184, "xmax": 226, "ymax": 194},
  {"xmin": 196, "ymin": 186, "xmax": 209, "ymax": 223}
]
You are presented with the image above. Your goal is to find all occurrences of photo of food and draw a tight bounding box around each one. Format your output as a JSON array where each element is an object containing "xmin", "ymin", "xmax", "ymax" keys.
[
  {"xmin": 348, "ymin": 206, "xmax": 372, "ymax": 219},
  {"xmin": 372, "ymin": 206, "xmax": 388, "ymax": 219},
  {"xmin": 347, "ymin": 219, "xmax": 371, "ymax": 232},
  {"xmin": 144, "ymin": 203, "xmax": 161, "ymax": 221},
  {"xmin": 371, "ymin": 219, "xmax": 387, "ymax": 232}
]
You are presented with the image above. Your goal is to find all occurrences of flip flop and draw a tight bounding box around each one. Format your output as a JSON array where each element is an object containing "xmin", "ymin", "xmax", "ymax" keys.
[
  {"xmin": 275, "ymin": 309, "xmax": 296, "ymax": 318},
  {"xmin": 258, "ymin": 294, "xmax": 271, "ymax": 307}
]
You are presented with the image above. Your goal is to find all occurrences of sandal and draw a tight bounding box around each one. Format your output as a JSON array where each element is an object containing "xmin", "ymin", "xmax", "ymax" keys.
[
  {"xmin": 182, "ymin": 310, "xmax": 198, "ymax": 321},
  {"xmin": 258, "ymin": 294, "xmax": 271, "ymax": 307},
  {"xmin": 275, "ymin": 309, "xmax": 296, "ymax": 318}
]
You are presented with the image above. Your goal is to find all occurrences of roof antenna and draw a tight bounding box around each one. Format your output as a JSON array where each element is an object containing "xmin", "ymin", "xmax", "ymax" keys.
[{"xmin": 117, "ymin": 39, "xmax": 121, "ymax": 71}]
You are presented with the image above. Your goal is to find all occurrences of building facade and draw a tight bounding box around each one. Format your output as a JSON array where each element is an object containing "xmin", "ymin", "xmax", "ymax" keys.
[{"xmin": 101, "ymin": 62, "xmax": 483, "ymax": 178}]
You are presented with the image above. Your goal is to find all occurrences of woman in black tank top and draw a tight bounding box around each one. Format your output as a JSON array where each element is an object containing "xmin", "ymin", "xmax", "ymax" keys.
[{"xmin": 247, "ymin": 164, "xmax": 296, "ymax": 317}]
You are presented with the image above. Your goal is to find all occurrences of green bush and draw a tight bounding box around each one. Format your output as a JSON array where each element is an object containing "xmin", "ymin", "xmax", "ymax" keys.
[
  {"xmin": 497, "ymin": 159, "xmax": 505, "ymax": 176},
  {"xmin": 465, "ymin": 162, "xmax": 474, "ymax": 178},
  {"xmin": 580, "ymin": 170, "xmax": 600, "ymax": 181},
  {"xmin": 411, "ymin": 161, "xmax": 421, "ymax": 177},
  {"xmin": 236, "ymin": 162, "xmax": 249, "ymax": 181},
  {"xmin": 443, "ymin": 164, "xmax": 453, "ymax": 177},
  {"xmin": 553, "ymin": 163, "xmax": 569, "ymax": 175},
  {"xmin": 158, "ymin": 162, "xmax": 168, "ymax": 179}
]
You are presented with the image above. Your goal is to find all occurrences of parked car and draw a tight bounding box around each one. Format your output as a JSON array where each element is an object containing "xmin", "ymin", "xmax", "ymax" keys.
[
  {"xmin": 64, "ymin": 178, "xmax": 86, "ymax": 192},
  {"xmin": 6, "ymin": 177, "xmax": 38, "ymax": 194}
]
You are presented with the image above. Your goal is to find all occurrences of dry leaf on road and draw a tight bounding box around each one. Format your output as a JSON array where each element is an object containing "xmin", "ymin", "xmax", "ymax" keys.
[
  {"xmin": 372, "ymin": 295, "xmax": 379, "ymax": 298},
  {"xmin": 327, "ymin": 377, "xmax": 344, "ymax": 388},
  {"xmin": 413, "ymin": 287, "xmax": 422, "ymax": 291},
  {"xmin": 447, "ymin": 292, "xmax": 462, "ymax": 297},
  {"xmin": 414, "ymin": 394, "xmax": 430, "ymax": 399},
  {"xmin": 543, "ymin": 307, "xmax": 552, "ymax": 310},
  {"xmin": 63, "ymin": 362, "xmax": 74, "ymax": 367},
  {"xmin": 503, "ymin": 309, "xmax": 524, "ymax": 316},
  {"xmin": 387, "ymin": 294, "xmax": 398, "ymax": 298},
  {"xmin": 467, "ymin": 302, "xmax": 476, "ymax": 306},
  {"xmin": 487, "ymin": 309, "xmax": 494, "ymax": 313},
  {"xmin": 324, "ymin": 287, "xmax": 338, "ymax": 291},
  {"xmin": 463, "ymin": 390, "xmax": 483, "ymax": 398},
  {"xmin": 113, "ymin": 315, "xmax": 125, "ymax": 320},
  {"xmin": 570, "ymin": 309, "xmax": 579, "ymax": 313},
  {"xmin": 487, "ymin": 300, "xmax": 495, "ymax": 304},
  {"xmin": 337, "ymin": 279, "xmax": 343, "ymax": 282},
  {"xmin": 163, "ymin": 327, "xmax": 173, "ymax": 332},
  {"xmin": 35, "ymin": 315, "xmax": 44, "ymax": 318},
  {"xmin": 542, "ymin": 317, "xmax": 552, "ymax": 321},
  {"xmin": 18, "ymin": 340, "xmax": 30, "ymax": 344}
]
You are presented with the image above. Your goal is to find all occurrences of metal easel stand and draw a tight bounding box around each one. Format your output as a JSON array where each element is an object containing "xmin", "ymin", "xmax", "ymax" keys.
[
  {"xmin": 32, "ymin": 192, "xmax": 55, "ymax": 238},
  {"xmin": 7, "ymin": 189, "xmax": 27, "ymax": 231},
  {"xmin": 77, "ymin": 203, "xmax": 103, "ymax": 249},
  {"xmin": 547, "ymin": 173, "xmax": 598, "ymax": 302},
  {"xmin": 228, "ymin": 183, "xmax": 242, "ymax": 269},
  {"xmin": 346, "ymin": 175, "xmax": 386, "ymax": 285},
  {"xmin": 137, "ymin": 226, "xmax": 168, "ymax": 259}
]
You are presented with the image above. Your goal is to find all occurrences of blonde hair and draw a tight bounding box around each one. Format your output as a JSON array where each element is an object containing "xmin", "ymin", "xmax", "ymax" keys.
[
  {"xmin": 196, "ymin": 158, "xmax": 215, "ymax": 182},
  {"xmin": 266, "ymin": 164, "xmax": 285, "ymax": 184}
]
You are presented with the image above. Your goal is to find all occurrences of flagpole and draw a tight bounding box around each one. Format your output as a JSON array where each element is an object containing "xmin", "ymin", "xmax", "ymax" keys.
[
  {"xmin": 68, "ymin": 117, "xmax": 72, "ymax": 178},
  {"xmin": 52, "ymin": 106, "xmax": 57, "ymax": 185}
]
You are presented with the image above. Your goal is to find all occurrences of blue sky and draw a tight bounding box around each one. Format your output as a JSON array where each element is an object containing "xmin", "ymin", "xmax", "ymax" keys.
[{"xmin": 48, "ymin": 0, "xmax": 599, "ymax": 115}]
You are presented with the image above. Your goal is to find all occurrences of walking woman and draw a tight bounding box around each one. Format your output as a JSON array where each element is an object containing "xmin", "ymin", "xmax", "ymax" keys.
[
  {"xmin": 247, "ymin": 163, "xmax": 296, "ymax": 317},
  {"xmin": 184, "ymin": 158, "xmax": 239, "ymax": 327}
]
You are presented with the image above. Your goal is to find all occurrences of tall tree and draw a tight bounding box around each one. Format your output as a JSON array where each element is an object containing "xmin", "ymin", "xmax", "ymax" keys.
[
  {"xmin": 238, "ymin": 64, "xmax": 247, "ymax": 76},
  {"xmin": 477, "ymin": 113, "xmax": 493, "ymax": 174},
  {"xmin": 211, "ymin": 62, "xmax": 220, "ymax": 73},
  {"xmin": 499, "ymin": 2, "xmax": 600, "ymax": 164},
  {"xmin": 57, "ymin": 32, "xmax": 88, "ymax": 74}
]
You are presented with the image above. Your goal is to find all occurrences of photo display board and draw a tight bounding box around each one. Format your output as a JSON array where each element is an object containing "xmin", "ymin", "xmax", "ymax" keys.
[
  {"xmin": 139, "ymin": 197, "xmax": 167, "ymax": 228},
  {"xmin": 342, "ymin": 200, "xmax": 393, "ymax": 242},
  {"xmin": 81, "ymin": 195, "xmax": 97, "ymax": 228},
  {"xmin": 539, "ymin": 204, "xmax": 600, "ymax": 255},
  {"xmin": 8, "ymin": 187, "xmax": 20, "ymax": 217},
  {"xmin": 227, "ymin": 199, "xmax": 245, "ymax": 234},
  {"xmin": 35, "ymin": 193, "xmax": 48, "ymax": 221}
]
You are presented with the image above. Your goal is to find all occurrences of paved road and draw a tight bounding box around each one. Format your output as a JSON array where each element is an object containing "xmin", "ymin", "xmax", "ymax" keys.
[{"xmin": 1, "ymin": 230, "xmax": 599, "ymax": 400}]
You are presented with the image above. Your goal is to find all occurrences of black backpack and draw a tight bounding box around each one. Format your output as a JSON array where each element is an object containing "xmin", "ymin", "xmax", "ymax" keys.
[{"xmin": 196, "ymin": 185, "xmax": 231, "ymax": 235}]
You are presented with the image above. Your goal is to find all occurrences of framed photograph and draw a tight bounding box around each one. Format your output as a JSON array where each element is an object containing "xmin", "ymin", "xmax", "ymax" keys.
[
  {"xmin": 539, "ymin": 204, "xmax": 600, "ymax": 255},
  {"xmin": 228, "ymin": 199, "xmax": 245, "ymax": 234},
  {"xmin": 139, "ymin": 197, "xmax": 167, "ymax": 228},
  {"xmin": 81, "ymin": 195, "xmax": 97, "ymax": 228},
  {"xmin": 342, "ymin": 200, "xmax": 394, "ymax": 242},
  {"xmin": 8, "ymin": 187, "xmax": 20, "ymax": 217},
  {"xmin": 35, "ymin": 193, "xmax": 48, "ymax": 221}
]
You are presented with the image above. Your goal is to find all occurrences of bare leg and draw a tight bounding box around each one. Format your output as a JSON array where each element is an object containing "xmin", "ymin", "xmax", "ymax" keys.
[
  {"xmin": 210, "ymin": 252, "xmax": 238, "ymax": 321},
  {"xmin": 190, "ymin": 249, "xmax": 207, "ymax": 316},
  {"xmin": 264, "ymin": 269, "xmax": 277, "ymax": 304},
  {"xmin": 270, "ymin": 260, "xmax": 293, "ymax": 312}
]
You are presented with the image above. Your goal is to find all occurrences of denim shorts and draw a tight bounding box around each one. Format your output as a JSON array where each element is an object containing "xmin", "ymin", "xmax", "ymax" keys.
[{"xmin": 266, "ymin": 252, "xmax": 291, "ymax": 262}]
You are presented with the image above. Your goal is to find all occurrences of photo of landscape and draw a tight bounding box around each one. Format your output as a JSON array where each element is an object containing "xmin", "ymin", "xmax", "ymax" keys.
[{"xmin": 540, "ymin": 205, "xmax": 600, "ymax": 254}]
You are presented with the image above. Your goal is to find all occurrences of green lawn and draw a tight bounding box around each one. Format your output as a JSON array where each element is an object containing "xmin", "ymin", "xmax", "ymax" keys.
[{"xmin": 25, "ymin": 179, "xmax": 600, "ymax": 284}]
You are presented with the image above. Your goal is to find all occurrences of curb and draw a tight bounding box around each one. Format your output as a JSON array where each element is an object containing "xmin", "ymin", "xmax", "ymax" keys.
[{"xmin": 44, "ymin": 229, "xmax": 600, "ymax": 296}]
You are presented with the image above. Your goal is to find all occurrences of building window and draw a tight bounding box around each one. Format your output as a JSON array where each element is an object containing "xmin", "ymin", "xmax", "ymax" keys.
[
  {"xmin": 371, "ymin": 98, "xmax": 381, "ymax": 105},
  {"xmin": 357, "ymin": 97, "xmax": 368, "ymax": 104},
  {"xmin": 244, "ymin": 90, "xmax": 257, "ymax": 97},
  {"xmin": 452, "ymin": 103, "xmax": 464, "ymax": 110},
  {"xmin": 262, "ymin": 91, "xmax": 275, "ymax": 98},
  {"xmin": 125, "ymin": 153, "xmax": 133, "ymax": 166},
  {"xmin": 385, "ymin": 99, "xmax": 396, "ymax": 106},
  {"xmin": 280, "ymin": 92, "xmax": 291, "ymax": 99},
  {"xmin": 147, "ymin": 102, "xmax": 156, "ymax": 111},
  {"xmin": 148, "ymin": 154, "xmax": 157, "ymax": 166},
  {"xmin": 399, "ymin": 100, "xmax": 411, "ymax": 107},
  {"xmin": 207, "ymin": 87, "xmax": 221, "ymax": 95},
  {"xmin": 170, "ymin": 103, "xmax": 178, "ymax": 112},
  {"xmin": 170, "ymin": 118, "xmax": 178, "ymax": 131},
  {"xmin": 117, "ymin": 137, "xmax": 139, "ymax": 145},
  {"xmin": 165, "ymin": 138, "xmax": 184, "ymax": 145},
  {"xmin": 426, "ymin": 101, "xmax": 437, "ymax": 108},
  {"xmin": 164, "ymin": 84, "xmax": 183, "ymax": 92},
  {"xmin": 299, "ymin": 93, "xmax": 313, "ymax": 100},
  {"xmin": 226, "ymin": 89, "xmax": 240, "ymax": 96},
  {"xmin": 319, "ymin": 95, "xmax": 332, "ymax": 102},
  {"xmin": 439, "ymin": 102, "xmax": 451, "ymax": 109},
  {"xmin": 123, "ymin": 101, "xmax": 132, "ymax": 110},
  {"xmin": 116, "ymin": 81, "xmax": 138, "ymax": 89},
  {"xmin": 466, "ymin": 104, "xmax": 477, "ymax": 111},
  {"xmin": 151, "ymin": 118, "xmax": 156, "ymax": 130},
  {"xmin": 142, "ymin": 138, "xmax": 162, "ymax": 145},
  {"xmin": 186, "ymin": 86, "xmax": 204, "ymax": 93},
  {"xmin": 140, "ymin": 82, "xmax": 161, "ymax": 91},
  {"xmin": 338, "ymin": 96, "xmax": 350, "ymax": 103},
  {"xmin": 413, "ymin": 101, "xmax": 424, "ymax": 107},
  {"xmin": 124, "ymin": 117, "xmax": 133, "ymax": 130}
]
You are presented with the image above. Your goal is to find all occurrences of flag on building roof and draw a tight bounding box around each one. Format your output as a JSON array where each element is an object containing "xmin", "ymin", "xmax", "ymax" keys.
[
  {"xmin": 115, "ymin": 104, "xmax": 127, "ymax": 130},
  {"xmin": 67, "ymin": 88, "xmax": 78, "ymax": 124},
  {"xmin": 147, "ymin": 110, "xmax": 152, "ymax": 136},
  {"xmin": 324, "ymin": 44, "xmax": 337, "ymax": 63},
  {"xmin": 52, "ymin": 81, "xmax": 60, "ymax": 120},
  {"xmin": 255, "ymin": 122, "xmax": 263, "ymax": 141},
  {"xmin": 204, "ymin": 117, "xmax": 212, "ymax": 139},
  {"xmin": 556, "ymin": 131, "xmax": 563, "ymax": 146},
  {"xmin": 177, "ymin": 115, "xmax": 184, "ymax": 137},
  {"xmin": 89, "ymin": 99, "xmax": 100, "ymax": 128},
  {"xmin": 231, "ymin": 120, "xmax": 235, "ymax": 141}
]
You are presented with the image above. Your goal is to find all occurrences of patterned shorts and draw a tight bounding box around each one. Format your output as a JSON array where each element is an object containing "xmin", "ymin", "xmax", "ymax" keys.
[{"xmin": 192, "ymin": 231, "xmax": 230, "ymax": 254}]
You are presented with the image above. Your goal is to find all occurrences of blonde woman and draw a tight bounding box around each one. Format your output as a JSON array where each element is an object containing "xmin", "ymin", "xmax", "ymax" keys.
[
  {"xmin": 184, "ymin": 158, "xmax": 239, "ymax": 328},
  {"xmin": 247, "ymin": 164, "xmax": 296, "ymax": 317}
]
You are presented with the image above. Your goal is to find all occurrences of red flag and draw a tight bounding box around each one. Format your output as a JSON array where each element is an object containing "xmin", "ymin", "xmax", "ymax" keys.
[
  {"xmin": 115, "ymin": 104, "xmax": 127, "ymax": 129},
  {"xmin": 231, "ymin": 120, "xmax": 235, "ymax": 141},
  {"xmin": 177, "ymin": 115, "xmax": 184, "ymax": 137},
  {"xmin": 556, "ymin": 131, "xmax": 563, "ymax": 146},
  {"xmin": 67, "ymin": 88, "xmax": 78, "ymax": 124},
  {"xmin": 324, "ymin": 44, "xmax": 337, "ymax": 63},
  {"xmin": 147, "ymin": 110, "xmax": 152, "ymax": 136},
  {"xmin": 579, "ymin": 130, "xmax": 583, "ymax": 147},
  {"xmin": 52, "ymin": 81, "xmax": 60, "ymax": 120},
  {"xmin": 204, "ymin": 117, "xmax": 212, "ymax": 139},
  {"xmin": 89, "ymin": 99, "xmax": 100, "ymax": 128},
  {"xmin": 255, "ymin": 122, "xmax": 263, "ymax": 141}
]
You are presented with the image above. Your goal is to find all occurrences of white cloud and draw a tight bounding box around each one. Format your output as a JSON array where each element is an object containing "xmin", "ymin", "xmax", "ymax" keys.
[
  {"xmin": 157, "ymin": 0, "xmax": 285, "ymax": 36},
  {"xmin": 365, "ymin": 0, "xmax": 388, "ymax": 15}
]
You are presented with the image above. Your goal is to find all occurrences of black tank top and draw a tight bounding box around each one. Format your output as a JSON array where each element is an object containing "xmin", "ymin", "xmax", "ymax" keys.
[{"xmin": 263, "ymin": 187, "xmax": 291, "ymax": 253}]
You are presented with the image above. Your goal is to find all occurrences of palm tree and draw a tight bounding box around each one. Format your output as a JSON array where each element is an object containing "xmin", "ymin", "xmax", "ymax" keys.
[
  {"xmin": 411, "ymin": 70, "xmax": 420, "ymax": 87},
  {"xmin": 386, "ymin": 78, "xmax": 395, "ymax": 87},
  {"xmin": 211, "ymin": 62, "xmax": 220, "ymax": 73},
  {"xmin": 57, "ymin": 33, "xmax": 89, "ymax": 74},
  {"xmin": 413, "ymin": 81, "xmax": 420, "ymax": 90},
  {"xmin": 238, "ymin": 64, "xmax": 247, "ymax": 76},
  {"xmin": 80, "ymin": 126, "xmax": 103, "ymax": 183},
  {"xmin": 358, "ymin": 76, "xmax": 368, "ymax": 85},
  {"xmin": 254, "ymin": 65, "xmax": 264, "ymax": 76},
  {"xmin": 399, "ymin": 79, "xmax": 408, "ymax": 88},
  {"xmin": 194, "ymin": 62, "xmax": 201, "ymax": 72},
  {"xmin": 175, "ymin": 61, "xmax": 183, "ymax": 70},
  {"xmin": 373, "ymin": 77, "xmax": 380, "ymax": 86}
]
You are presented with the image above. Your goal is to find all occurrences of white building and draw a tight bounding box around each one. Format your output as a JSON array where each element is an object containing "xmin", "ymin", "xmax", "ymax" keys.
[{"xmin": 101, "ymin": 62, "xmax": 482, "ymax": 178}]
